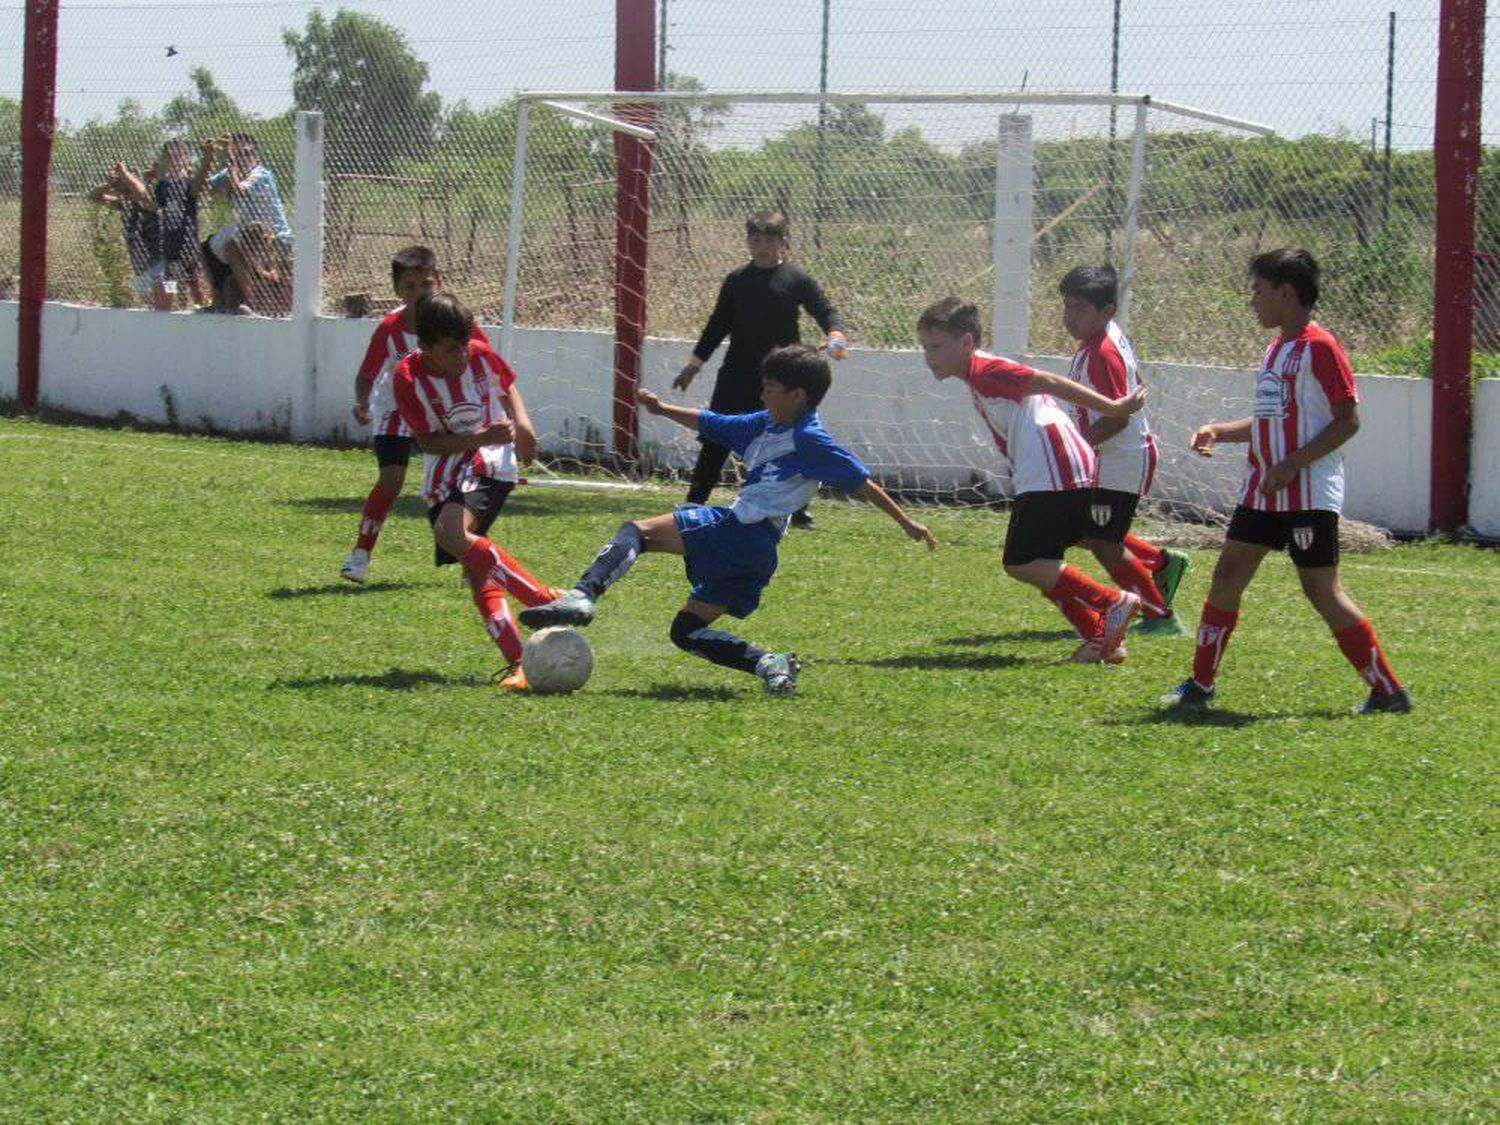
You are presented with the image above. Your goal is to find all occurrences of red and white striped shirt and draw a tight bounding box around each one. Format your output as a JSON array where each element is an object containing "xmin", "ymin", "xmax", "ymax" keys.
[
  {"xmin": 1241, "ymin": 322, "xmax": 1357, "ymax": 514},
  {"xmin": 1067, "ymin": 320, "xmax": 1158, "ymax": 496},
  {"xmin": 355, "ymin": 309, "xmax": 489, "ymax": 438},
  {"xmin": 966, "ymin": 351, "xmax": 1097, "ymax": 494},
  {"xmin": 392, "ymin": 339, "xmax": 520, "ymax": 505}
]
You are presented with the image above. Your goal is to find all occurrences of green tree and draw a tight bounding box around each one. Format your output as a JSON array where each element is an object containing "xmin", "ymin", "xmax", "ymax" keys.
[{"xmin": 282, "ymin": 9, "xmax": 441, "ymax": 176}]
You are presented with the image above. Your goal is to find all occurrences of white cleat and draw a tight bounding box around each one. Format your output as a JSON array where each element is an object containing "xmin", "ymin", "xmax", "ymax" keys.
[
  {"xmin": 1069, "ymin": 639, "xmax": 1127, "ymax": 664},
  {"xmin": 1097, "ymin": 591, "xmax": 1141, "ymax": 661},
  {"xmin": 340, "ymin": 548, "xmax": 370, "ymax": 584}
]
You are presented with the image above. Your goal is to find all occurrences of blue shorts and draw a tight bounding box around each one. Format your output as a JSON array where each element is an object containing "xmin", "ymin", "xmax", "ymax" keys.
[{"xmin": 673, "ymin": 504, "xmax": 781, "ymax": 618}]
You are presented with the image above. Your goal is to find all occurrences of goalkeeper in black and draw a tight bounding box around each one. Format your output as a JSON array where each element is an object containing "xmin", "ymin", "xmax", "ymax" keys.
[{"xmin": 673, "ymin": 208, "xmax": 848, "ymax": 527}]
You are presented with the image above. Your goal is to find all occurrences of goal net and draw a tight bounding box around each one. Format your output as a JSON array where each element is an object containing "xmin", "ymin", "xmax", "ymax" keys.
[{"xmin": 371, "ymin": 90, "xmax": 1383, "ymax": 537}]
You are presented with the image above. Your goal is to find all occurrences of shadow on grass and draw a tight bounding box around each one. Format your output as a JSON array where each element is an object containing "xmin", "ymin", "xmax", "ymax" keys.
[
  {"xmin": 832, "ymin": 651, "xmax": 1027, "ymax": 671},
  {"xmin": 267, "ymin": 581, "xmax": 416, "ymax": 599},
  {"xmin": 1106, "ymin": 705, "xmax": 1357, "ymax": 729},
  {"xmin": 937, "ymin": 630, "xmax": 1076, "ymax": 646},
  {"xmin": 269, "ymin": 668, "xmax": 490, "ymax": 691},
  {"xmin": 602, "ymin": 684, "xmax": 744, "ymax": 702}
]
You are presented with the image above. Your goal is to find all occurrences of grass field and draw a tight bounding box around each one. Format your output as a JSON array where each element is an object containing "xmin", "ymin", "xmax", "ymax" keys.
[{"xmin": 1, "ymin": 417, "xmax": 1495, "ymax": 1121}]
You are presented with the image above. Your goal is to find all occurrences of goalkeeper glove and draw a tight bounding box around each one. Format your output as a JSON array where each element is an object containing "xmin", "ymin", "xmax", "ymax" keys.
[{"xmin": 822, "ymin": 330, "xmax": 849, "ymax": 360}]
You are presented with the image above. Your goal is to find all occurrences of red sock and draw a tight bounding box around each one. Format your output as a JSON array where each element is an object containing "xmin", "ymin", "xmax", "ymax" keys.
[
  {"xmin": 1106, "ymin": 556, "xmax": 1169, "ymax": 619},
  {"xmin": 460, "ymin": 536, "xmax": 552, "ymax": 606},
  {"xmin": 1044, "ymin": 565, "xmax": 1120, "ymax": 638},
  {"xmin": 471, "ymin": 580, "xmax": 523, "ymax": 662},
  {"xmin": 1333, "ymin": 618, "xmax": 1401, "ymax": 694},
  {"xmin": 1124, "ymin": 533, "xmax": 1165, "ymax": 571},
  {"xmin": 355, "ymin": 483, "xmax": 399, "ymax": 552},
  {"xmin": 1192, "ymin": 601, "xmax": 1239, "ymax": 687}
]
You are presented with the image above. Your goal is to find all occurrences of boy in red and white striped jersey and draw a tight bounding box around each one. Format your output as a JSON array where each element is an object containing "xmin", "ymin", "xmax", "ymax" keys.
[
  {"xmin": 392, "ymin": 292, "xmax": 560, "ymax": 692},
  {"xmin": 342, "ymin": 246, "xmax": 486, "ymax": 584},
  {"xmin": 1059, "ymin": 264, "xmax": 1190, "ymax": 636},
  {"xmin": 1161, "ymin": 249, "xmax": 1409, "ymax": 714},
  {"xmin": 918, "ymin": 297, "xmax": 1148, "ymax": 663}
]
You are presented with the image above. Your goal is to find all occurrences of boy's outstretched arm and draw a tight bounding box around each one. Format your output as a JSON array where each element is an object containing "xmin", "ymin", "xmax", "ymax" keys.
[
  {"xmin": 638, "ymin": 387, "xmax": 702, "ymax": 431},
  {"xmin": 1191, "ymin": 417, "xmax": 1253, "ymax": 456},
  {"xmin": 856, "ymin": 479, "xmax": 937, "ymax": 550},
  {"xmin": 1029, "ymin": 369, "xmax": 1146, "ymax": 418}
]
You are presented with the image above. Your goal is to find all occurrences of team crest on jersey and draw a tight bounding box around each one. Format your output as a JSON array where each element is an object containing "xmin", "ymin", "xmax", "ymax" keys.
[
  {"xmin": 1293, "ymin": 526, "xmax": 1315, "ymax": 551},
  {"xmin": 1090, "ymin": 504, "xmax": 1113, "ymax": 527}
]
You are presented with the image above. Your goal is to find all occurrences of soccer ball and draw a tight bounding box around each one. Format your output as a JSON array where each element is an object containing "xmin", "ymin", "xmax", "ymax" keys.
[{"xmin": 522, "ymin": 626, "xmax": 594, "ymax": 694}]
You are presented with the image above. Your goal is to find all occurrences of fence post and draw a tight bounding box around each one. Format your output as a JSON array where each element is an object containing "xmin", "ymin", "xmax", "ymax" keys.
[
  {"xmin": 292, "ymin": 110, "xmax": 325, "ymax": 441},
  {"xmin": 1430, "ymin": 0, "xmax": 1485, "ymax": 532},
  {"xmin": 613, "ymin": 0, "xmax": 655, "ymax": 466},
  {"xmin": 991, "ymin": 113, "xmax": 1032, "ymax": 356},
  {"xmin": 500, "ymin": 100, "xmax": 531, "ymax": 364},
  {"xmin": 1118, "ymin": 100, "xmax": 1149, "ymax": 333},
  {"xmin": 17, "ymin": 0, "xmax": 59, "ymax": 411}
]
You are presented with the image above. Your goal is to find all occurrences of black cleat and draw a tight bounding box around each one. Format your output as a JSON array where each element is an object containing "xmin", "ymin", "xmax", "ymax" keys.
[{"xmin": 1353, "ymin": 686, "xmax": 1412, "ymax": 715}]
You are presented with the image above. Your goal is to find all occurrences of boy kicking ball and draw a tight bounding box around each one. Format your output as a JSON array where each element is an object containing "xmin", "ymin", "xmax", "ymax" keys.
[
  {"xmin": 392, "ymin": 292, "xmax": 562, "ymax": 692},
  {"xmin": 1159, "ymin": 249, "xmax": 1410, "ymax": 714},
  {"xmin": 520, "ymin": 345, "xmax": 935, "ymax": 695}
]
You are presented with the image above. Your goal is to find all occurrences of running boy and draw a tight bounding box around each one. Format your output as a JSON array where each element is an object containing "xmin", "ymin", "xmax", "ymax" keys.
[
  {"xmin": 521, "ymin": 345, "xmax": 935, "ymax": 695},
  {"xmin": 342, "ymin": 246, "xmax": 485, "ymax": 583},
  {"xmin": 1058, "ymin": 264, "xmax": 1190, "ymax": 635},
  {"xmin": 917, "ymin": 297, "xmax": 1147, "ymax": 663},
  {"xmin": 674, "ymin": 209, "xmax": 848, "ymax": 527},
  {"xmin": 1160, "ymin": 249, "xmax": 1410, "ymax": 713},
  {"xmin": 392, "ymin": 292, "xmax": 561, "ymax": 692}
]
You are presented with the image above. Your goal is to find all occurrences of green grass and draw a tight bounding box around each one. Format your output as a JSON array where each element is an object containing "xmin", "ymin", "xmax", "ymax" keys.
[{"xmin": 1, "ymin": 417, "xmax": 1495, "ymax": 1121}]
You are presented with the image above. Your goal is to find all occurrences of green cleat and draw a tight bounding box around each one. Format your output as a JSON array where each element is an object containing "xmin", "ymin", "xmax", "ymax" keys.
[
  {"xmin": 1134, "ymin": 613, "xmax": 1187, "ymax": 637},
  {"xmin": 518, "ymin": 588, "xmax": 596, "ymax": 629},
  {"xmin": 1155, "ymin": 549, "xmax": 1191, "ymax": 608}
]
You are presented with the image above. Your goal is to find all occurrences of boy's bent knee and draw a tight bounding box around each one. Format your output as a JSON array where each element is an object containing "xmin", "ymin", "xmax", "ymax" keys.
[{"xmin": 670, "ymin": 610, "xmax": 707, "ymax": 652}]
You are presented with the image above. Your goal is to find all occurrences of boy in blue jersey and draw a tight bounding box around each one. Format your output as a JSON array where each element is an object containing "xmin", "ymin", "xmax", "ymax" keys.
[{"xmin": 520, "ymin": 345, "xmax": 936, "ymax": 694}]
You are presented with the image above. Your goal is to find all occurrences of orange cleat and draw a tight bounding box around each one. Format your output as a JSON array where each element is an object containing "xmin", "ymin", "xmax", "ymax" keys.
[{"xmin": 497, "ymin": 662, "xmax": 529, "ymax": 692}]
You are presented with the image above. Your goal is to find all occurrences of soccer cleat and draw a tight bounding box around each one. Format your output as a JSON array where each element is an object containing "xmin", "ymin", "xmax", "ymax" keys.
[
  {"xmin": 1159, "ymin": 678, "xmax": 1215, "ymax": 709},
  {"xmin": 755, "ymin": 652, "xmax": 801, "ymax": 696},
  {"xmin": 497, "ymin": 662, "xmax": 529, "ymax": 693},
  {"xmin": 340, "ymin": 547, "xmax": 370, "ymax": 584},
  {"xmin": 1353, "ymin": 686, "xmax": 1412, "ymax": 715},
  {"xmin": 518, "ymin": 588, "xmax": 596, "ymax": 629},
  {"xmin": 1070, "ymin": 638, "xmax": 1126, "ymax": 664},
  {"xmin": 1097, "ymin": 591, "xmax": 1141, "ymax": 660},
  {"xmin": 1133, "ymin": 613, "xmax": 1187, "ymax": 637},
  {"xmin": 1154, "ymin": 549, "xmax": 1191, "ymax": 608},
  {"xmin": 789, "ymin": 508, "xmax": 815, "ymax": 530}
]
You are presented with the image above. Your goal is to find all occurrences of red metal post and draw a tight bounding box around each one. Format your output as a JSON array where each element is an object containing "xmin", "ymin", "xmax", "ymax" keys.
[
  {"xmin": 17, "ymin": 0, "xmax": 60, "ymax": 410},
  {"xmin": 1430, "ymin": 0, "xmax": 1486, "ymax": 531},
  {"xmin": 613, "ymin": 0, "xmax": 655, "ymax": 464}
]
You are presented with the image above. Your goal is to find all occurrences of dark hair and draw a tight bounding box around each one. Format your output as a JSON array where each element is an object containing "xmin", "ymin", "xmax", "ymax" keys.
[
  {"xmin": 746, "ymin": 209, "xmax": 790, "ymax": 239},
  {"xmin": 1250, "ymin": 248, "xmax": 1320, "ymax": 308},
  {"xmin": 916, "ymin": 296, "xmax": 982, "ymax": 342},
  {"xmin": 1058, "ymin": 264, "xmax": 1117, "ymax": 309},
  {"xmin": 413, "ymin": 291, "xmax": 476, "ymax": 346},
  {"xmin": 761, "ymin": 344, "xmax": 831, "ymax": 408},
  {"xmin": 391, "ymin": 245, "xmax": 438, "ymax": 290}
]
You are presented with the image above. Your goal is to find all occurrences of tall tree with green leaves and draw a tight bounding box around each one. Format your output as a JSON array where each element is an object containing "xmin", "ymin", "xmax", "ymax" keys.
[{"xmin": 282, "ymin": 9, "xmax": 441, "ymax": 176}]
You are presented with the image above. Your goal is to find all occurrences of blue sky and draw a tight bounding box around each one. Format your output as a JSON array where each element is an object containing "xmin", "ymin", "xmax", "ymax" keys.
[{"xmin": 1, "ymin": 0, "xmax": 1493, "ymax": 148}]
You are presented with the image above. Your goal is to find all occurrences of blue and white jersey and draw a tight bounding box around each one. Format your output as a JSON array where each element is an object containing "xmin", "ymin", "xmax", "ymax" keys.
[{"xmin": 697, "ymin": 408, "xmax": 871, "ymax": 527}]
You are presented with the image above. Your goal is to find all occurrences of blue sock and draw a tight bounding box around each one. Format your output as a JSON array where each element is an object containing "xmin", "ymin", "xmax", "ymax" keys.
[
  {"xmin": 576, "ymin": 522, "xmax": 644, "ymax": 600},
  {"xmin": 670, "ymin": 611, "xmax": 765, "ymax": 675}
]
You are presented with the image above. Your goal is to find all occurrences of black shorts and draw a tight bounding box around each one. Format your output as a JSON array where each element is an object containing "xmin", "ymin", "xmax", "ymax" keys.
[
  {"xmin": 1002, "ymin": 489, "xmax": 1091, "ymax": 566},
  {"xmin": 201, "ymin": 237, "xmax": 231, "ymax": 292},
  {"xmin": 427, "ymin": 477, "xmax": 515, "ymax": 566},
  {"xmin": 1226, "ymin": 505, "xmax": 1340, "ymax": 568},
  {"xmin": 1081, "ymin": 488, "xmax": 1140, "ymax": 544},
  {"xmin": 372, "ymin": 434, "xmax": 414, "ymax": 468}
]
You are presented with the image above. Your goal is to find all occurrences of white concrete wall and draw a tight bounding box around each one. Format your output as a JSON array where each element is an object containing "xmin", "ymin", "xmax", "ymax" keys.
[
  {"xmin": 0, "ymin": 300, "xmax": 1490, "ymax": 536},
  {"xmin": 1472, "ymin": 379, "xmax": 1500, "ymax": 539}
]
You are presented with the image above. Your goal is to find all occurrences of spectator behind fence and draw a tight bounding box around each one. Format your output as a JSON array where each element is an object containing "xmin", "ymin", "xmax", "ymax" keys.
[
  {"xmin": 89, "ymin": 161, "xmax": 162, "ymax": 306},
  {"xmin": 203, "ymin": 134, "xmax": 293, "ymax": 252},
  {"xmin": 201, "ymin": 221, "xmax": 289, "ymax": 315},
  {"xmin": 149, "ymin": 138, "xmax": 208, "ymax": 310}
]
